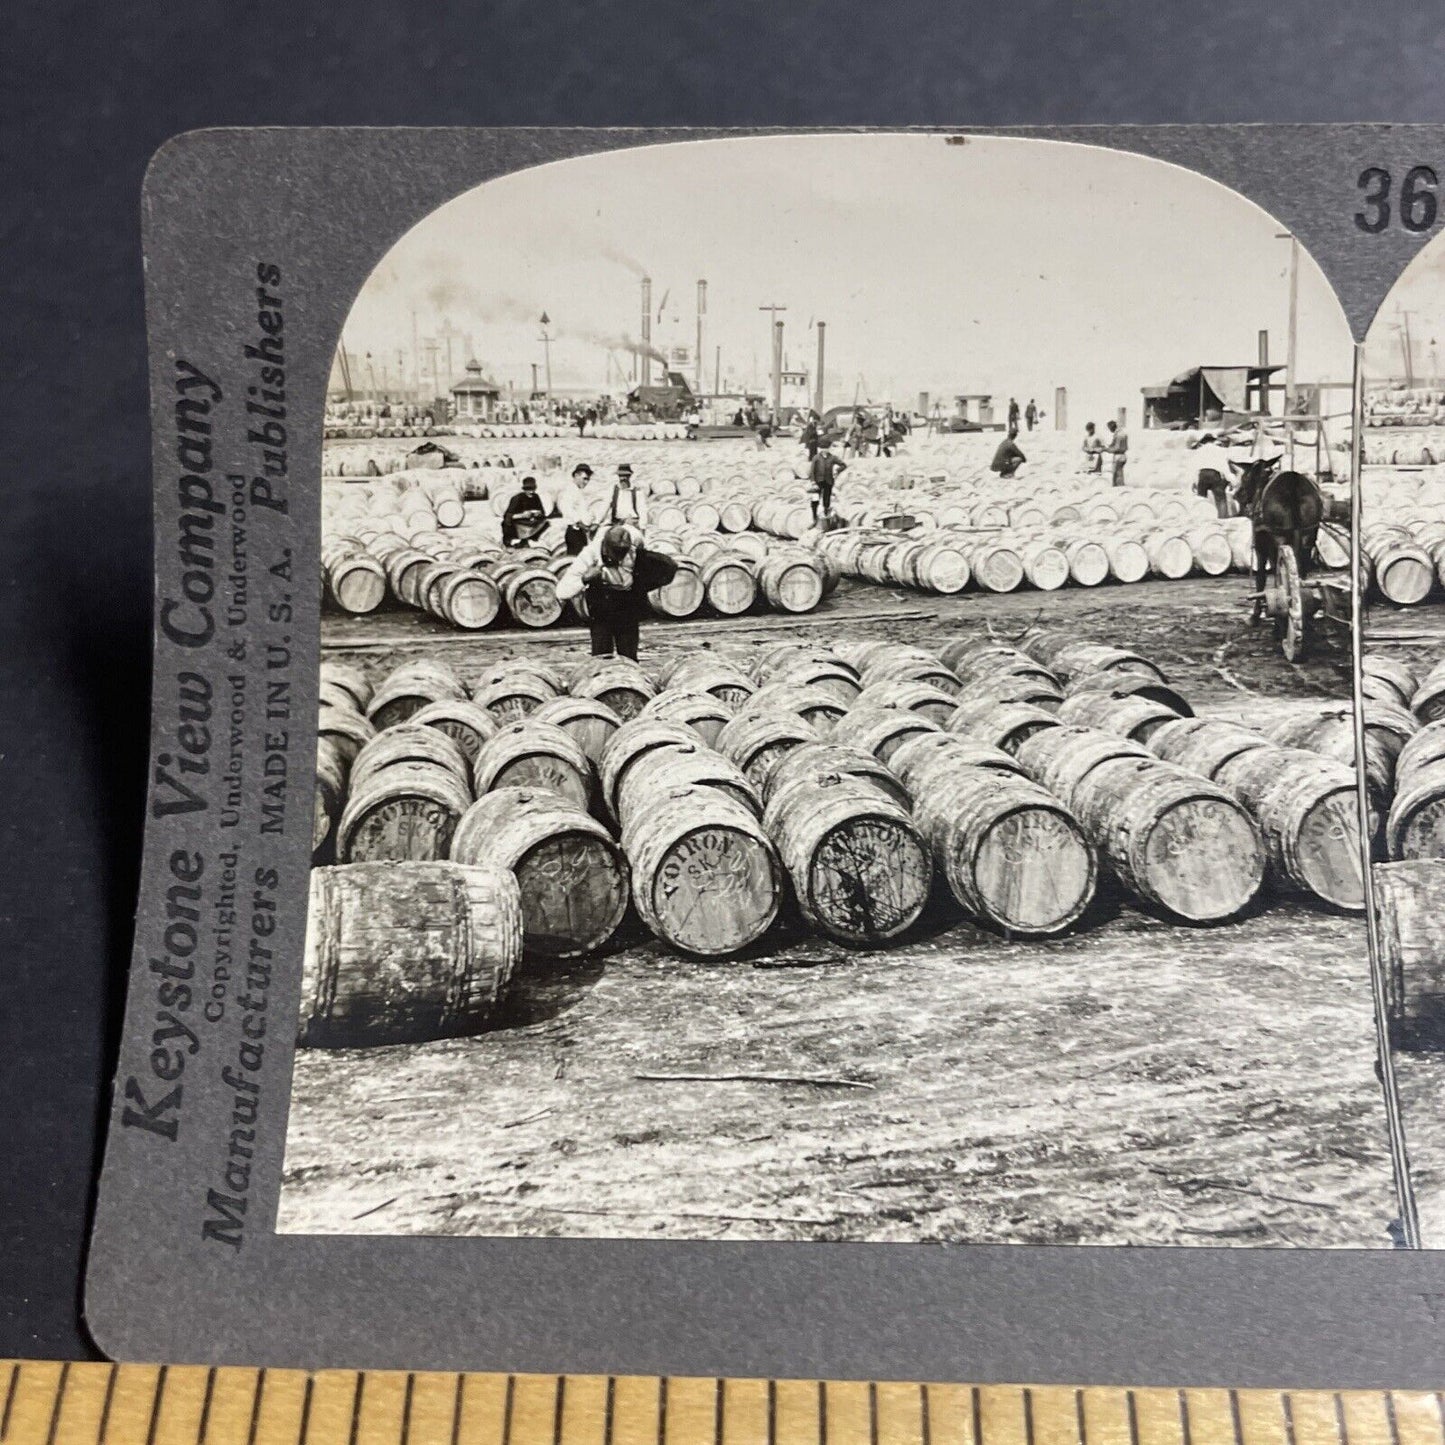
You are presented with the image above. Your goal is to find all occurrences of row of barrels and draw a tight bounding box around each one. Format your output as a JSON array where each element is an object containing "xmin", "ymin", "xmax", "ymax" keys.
[
  {"xmin": 1354, "ymin": 653, "xmax": 1445, "ymax": 861},
  {"xmin": 1361, "ymin": 520, "xmax": 1445, "ymax": 607},
  {"xmin": 819, "ymin": 523, "xmax": 1258, "ymax": 595}
]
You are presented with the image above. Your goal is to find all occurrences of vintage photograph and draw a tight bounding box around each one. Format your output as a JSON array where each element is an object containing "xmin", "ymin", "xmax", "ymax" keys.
[
  {"xmin": 1358, "ymin": 233, "xmax": 1445, "ymax": 1245},
  {"xmin": 280, "ymin": 133, "xmax": 1396, "ymax": 1247}
]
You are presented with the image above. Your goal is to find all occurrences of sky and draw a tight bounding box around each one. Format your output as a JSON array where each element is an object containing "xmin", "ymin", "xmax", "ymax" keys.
[
  {"xmin": 1363, "ymin": 233, "xmax": 1445, "ymax": 386},
  {"xmin": 338, "ymin": 133, "xmax": 1354, "ymax": 426}
]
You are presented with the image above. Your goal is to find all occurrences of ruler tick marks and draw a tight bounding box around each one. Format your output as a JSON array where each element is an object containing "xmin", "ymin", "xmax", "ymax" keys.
[
  {"xmin": 1335, "ymin": 1395, "xmax": 1350, "ymax": 1445},
  {"xmin": 43, "ymin": 1362, "xmax": 69, "ymax": 1445},
  {"xmin": 1282, "ymin": 1393, "xmax": 1297, "ymax": 1445},
  {"xmin": 448, "ymin": 1374, "xmax": 464, "ymax": 1445},
  {"xmin": 1074, "ymin": 1390, "xmax": 1086, "ymax": 1445},
  {"xmin": 198, "ymin": 1369, "xmax": 218, "ymax": 1445},
  {"xmin": 817, "ymin": 1382, "xmax": 827, "ymax": 1445},
  {"xmin": 603, "ymin": 1380, "xmax": 615, "ymax": 1445},
  {"xmin": 768, "ymin": 1380, "xmax": 777, "ymax": 1445},
  {"xmin": 869, "ymin": 1382, "xmax": 879, "ymax": 1445},
  {"xmin": 1228, "ymin": 1393, "xmax": 1244, "ymax": 1445},
  {"xmin": 553, "ymin": 1375, "xmax": 566, "ymax": 1445},
  {"xmin": 713, "ymin": 1379, "xmax": 724, "ymax": 1445},
  {"xmin": 297, "ymin": 1376, "xmax": 315, "ymax": 1445},
  {"xmin": 1179, "ymin": 1392, "xmax": 1193, "ymax": 1445},
  {"xmin": 1385, "ymin": 1392, "xmax": 1402, "ymax": 1445},
  {"xmin": 98, "ymin": 1364, "xmax": 119, "ymax": 1445},
  {"xmin": 400, "ymin": 1374, "xmax": 416, "ymax": 1445},
  {"xmin": 1024, "ymin": 1389, "xmax": 1036, "ymax": 1445},
  {"xmin": 349, "ymin": 1372, "xmax": 366, "ymax": 1445},
  {"xmin": 1127, "ymin": 1394, "xmax": 1140, "ymax": 1445},
  {"xmin": 245, "ymin": 1371, "xmax": 267, "ymax": 1445},
  {"xmin": 921, "ymin": 1384, "xmax": 932, "ymax": 1445},
  {"xmin": 145, "ymin": 1366, "xmax": 169, "ymax": 1445},
  {"xmin": 659, "ymin": 1378, "xmax": 669, "ymax": 1445},
  {"xmin": 971, "ymin": 1388, "xmax": 982, "ymax": 1445},
  {"xmin": 503, "ymin": 1376, "xmax": 517, "ymax": 1445}
]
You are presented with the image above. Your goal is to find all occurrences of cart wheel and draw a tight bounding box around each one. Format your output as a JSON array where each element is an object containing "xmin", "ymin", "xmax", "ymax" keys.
[{"xmin": 1275, "ymin": 545, "xmax": 1308, "ymax": 662}]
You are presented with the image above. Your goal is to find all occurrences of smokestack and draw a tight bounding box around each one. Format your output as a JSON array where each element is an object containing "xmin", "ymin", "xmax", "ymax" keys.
[
  {"xmin": 696, "ymin": 280, "xmax": 707, "ymax": 395},
  {"xmin": 815, "ymin": 322, "xmax": 826, "ymax": 414},
  {"xmin": 772, "ymin": 319, "xmax": 784, "ymax": 419},
  {"xmin": 641, "ymin": 276, "xmax": 653, "ymax": 387}
]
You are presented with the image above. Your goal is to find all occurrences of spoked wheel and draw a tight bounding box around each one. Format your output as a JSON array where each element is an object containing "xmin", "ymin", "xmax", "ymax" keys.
[{"xmin": 1272, "ymin": 544, "xmax": 1309, "ymax": 662}]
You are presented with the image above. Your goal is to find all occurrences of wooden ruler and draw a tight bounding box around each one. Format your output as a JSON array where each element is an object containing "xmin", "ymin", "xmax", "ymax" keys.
[{"xmin": 2, "ymin": 1365, "xmax": 1443, "ymax": 1445}]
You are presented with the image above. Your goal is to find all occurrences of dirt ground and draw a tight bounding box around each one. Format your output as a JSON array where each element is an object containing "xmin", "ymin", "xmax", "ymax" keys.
[{"xmin": 279, "ymin": 572, "xmax": 1400, "ymax": 1247}]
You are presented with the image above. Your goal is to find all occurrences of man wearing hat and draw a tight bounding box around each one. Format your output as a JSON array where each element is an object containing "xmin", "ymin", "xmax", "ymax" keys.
[
  {"xmin": 500, "ymin": 475, "xmax": 549, "ymax": 548},
  {"xmin": 556, "ymin": 462, "xmax": 603, "ymax": 554},
  {"xmin": 556, "ymin": 523, "xmax": 675, "ymax": 662},
  {"xmin": 606, "ymin": 462, "xmax": 648, "ymax": 530}
]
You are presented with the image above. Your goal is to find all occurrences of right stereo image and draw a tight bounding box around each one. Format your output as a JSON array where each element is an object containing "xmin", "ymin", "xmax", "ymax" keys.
[{"xmin": 1362, "ymin": 231, "xmax": 1445, "ymax": 1245}]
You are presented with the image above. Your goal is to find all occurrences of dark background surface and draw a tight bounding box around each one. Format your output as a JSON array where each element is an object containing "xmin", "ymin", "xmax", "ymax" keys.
[{"xmin": 4, "ymin": 0, "xmax": 1445, "ymax": 1365}]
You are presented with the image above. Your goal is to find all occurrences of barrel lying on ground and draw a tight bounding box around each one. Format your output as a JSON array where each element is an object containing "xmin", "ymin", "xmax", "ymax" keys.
[
  {"xmin": 472, "ymin": 720, "xmax": 593, "ymax": 809},
  {"xmin": 337, "ymin": 727, "xmax": 473, "ymax": 863},
  {"xmin": 300, "ymin": 862, "xmax": 523, "ymax": 1047},
  {"xmin": 622, "ymin": 785, "xmax": 783, "ymax": 956},
  {"xmin": 451, "ymin": 788, "xmax": 629, "ymax": 959},
  {"xmin": 764, "ymin": 771, "xmax": 932, "ymax": 944}
]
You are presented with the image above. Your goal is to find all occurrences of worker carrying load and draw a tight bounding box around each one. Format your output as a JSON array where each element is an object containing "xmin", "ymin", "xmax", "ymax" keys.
[{"xmin": 556, "ymin": 524, "xmax": 678, "ymax": 661}]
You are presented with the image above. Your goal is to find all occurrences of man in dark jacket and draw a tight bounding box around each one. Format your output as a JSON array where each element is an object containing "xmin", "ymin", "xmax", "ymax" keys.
[
  {"xmin": 556, "ymin": 524, "xmax": 675, "ymax": 661},
  {"xmin": 809, "ymin": 445, "xmax": 847, "ymax": 525},
  {"xmin": 990, "ymin": 432, "xmax": 1027, "ymax": 479},
  {"xmin": 501, "ymin": 475, "xmax": 549, "ymax": 547}
]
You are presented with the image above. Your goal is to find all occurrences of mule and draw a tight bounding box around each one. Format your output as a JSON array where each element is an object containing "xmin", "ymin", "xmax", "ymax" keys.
[{"xmin": 1228, "ymin": 455, "xmax": 1324, "ymax": 625}]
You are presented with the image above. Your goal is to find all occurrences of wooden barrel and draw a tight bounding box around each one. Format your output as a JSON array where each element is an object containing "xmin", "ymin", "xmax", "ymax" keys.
[
  {"xmin": 648, "ymin": 558, "xmax": 706, "ymax": 619},
  {"xmin": 764, "ymin": 774, "xmax": 932, "ymax": 944},
  {"xmin": 1063, "ymin": 670, "xmax": 1193, "ymax": 718},
  {"xmin": 622, "ymin": 785, "xmax": 782, "ymax": 955},
  {"xmin": 912, "ymin": 537, "xmax": 971, "ymax": 594},
  {"xmin": 326, "ymin": 550, "xmax": 388, "ymax": 614},
  {"xmin": 715, "ymin": 711, "xmax": 817, "ymax": 789},
  {"xmin": 859, "ymin": 654, "xmax": 961, "ymax": 696},
  {"xmin": 1185, "ymin": 527, "xmax": 1234, "ymax": 577},
  {"xmin": 951, "ymin": 672, "xmax": 1064, "ymax": 712},
  {"xmin": 299, "ymin": 863, "xmax": 522, "ymax": 1047},
  {"xmin": 451, "ymin": 788, "xmax": 629, "ymax": 959},
  {"xmin": 1020, "ymin": 540, "xmax": 1070, "ymax": 591},
  {"xmin": 967, "ymin": 542, "xmax": 1024, "ymax": 593},
  {"xmin": 1387, "ymin": 747, "xmax": 1445, "ymax": 860},
  {"xmin": 471, "ymin": 670, "xmax": 559, "ymax": 723},
  {"xmin": 640, "ymin": 688, "xmax": 733, "ymax": 745},
  {"xmin": 472, "ymin": 720, "xmax": 593, "ymax": 809},
  {"xmin": 1014, "ymin": 725, "xmax": 1151, "ymax": 801},
  {"xmin": 1101, "ymin": 537, "xmax": 1149, "ymax": 584},
  {"xmin": 700, "ymin": 555, "xmax": 758, "ymax": 615},
  {"xmin": 754, "ymin": 645, "xmax": 860, "ymax": 688},
  {"xmin": 831, "ymin": 703, "xmax": 942, "ymax": 763},
  {"xmin": 1068, "ymin": 757, "xmax": 1265, "ymax": 921},
  {"xmin": 599, "ymin": 718, "xmax": 701, "ymax": 816},
  {"xmin": 741, "ymin": 682, "xmax": 849, "ymax": 732},
  {"xmin": 1144, "ymin": 531, "xmax": 1194, "ymax": 580},
  {"xmin": 320, "ymin": 660, "xmax": 374, "ymax": 713},
  {"xmin": 337, "ymin": 755, "xmax": 472, "ymax": 863},
  {"xmin": 1057, "ymin": 691, "xmax": 1181, "ymax": 742},
  {"xmin": 317, "ymin": 703, "xmax": 376, "ymax": 768},
  {"xmin": 503, "ymin": 568, "xmax": 564, "ymax": 628},
  {"xmin": 757, "ymin": 555, "xmax": 824, "ymax": 613},
  {"xmin": 718, "ymin": 500, "xmax": 753, "ymax": 533},
  {"xmin": 1361, "ymin": 656, "xmax": 1418, "ymax": 711},
  {"xmin": 1213, "ymin": 748, "xmax": 1366, "ymax": 908},
  {"xmin": 568, "ymin": 658, "xmax": 657, "ymax": 720},
  {"xmin": 407, "ymin": 698, "xmax": 499, "ymax": 764},
  {"xmin": 1266, "ymin": 704, "xmax": 1411, "ymax": 807},
  {"xmin": 427, "ymin": 568, "xmax": 502, "ymax": 629},
  {"xmin": 349, "ymin": 724, "xmax": 472, "ymax": 794},
  {"xmin": 314, "ymin": 735, "xmax": 347, "ymax": 855},
  {"xmin": 887, "ymin": 732, "xmax": 1024, "ymax": 794},
  {"xmin": 762, "ymin": 739, "xmax": 913, "ymax": 811},
  {"xmin": 1363, "ymin": 529, "xmax": 1435, "ymax": 605},
  {"xmin": 1373, "ymin": 859, "xmax": 1445, "ymax": 1022},
  {"xmin": 1062, "ymin": 538, "xmax": 1110, "ymax": 588},
  {"xmin": 385, "ymin": 548, "xmax": 441, "ymax": 609},
  {"xmin": 531, "ymin": 695, "xmax": 623, "ymax": 766},
  {"xmin": 908, "ymin": 761, "xmax": 1096, "ymax": 934},
  {"xmin": 1396, "ymin": 719, "xmax": 1445, "ymax": 791},
  {"xmin": 1411, "ymin": 660, "xmax": 1445, "ymax": 723},
  {"xmin": 367, "ymin": 660, "xmax": 467, "ymax": 729},
  {"xmin": 659, "ymin": 655, "xmax": 755, "ymax": 708},
  {"xmin": 1024, "ymin": 637, "xmax": 1167, "ymax": 685},
  {"xmin": 946, "ymin": 699, "xmax": 1061, "ymax": 755},
  {"xmin": 617, "ymin": 745, "xmax": 762, "ymax": 830},
  {"xmin": 853, "ymin": 680, "xmax": 957, "ymax": 726},
  {"xmin": 1146, "ymin": 717, "xmax": 1269, "ymax": 780}
]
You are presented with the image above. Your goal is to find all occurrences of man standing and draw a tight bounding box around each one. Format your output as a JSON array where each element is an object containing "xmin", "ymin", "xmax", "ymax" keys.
[
  {"xmin": 990, "ymin": 430, "xmax": 1027, "ymax": 479},
  {"xmin": 556, "ymin": 462, "xmax": 601, "ymax": 554},
  {"xmin": 1106, "ymin": 417, "xmax": 1129, "ymax": 487},
  {"xmin": 1008, "ymin": 397, "xmax": 1021, "ymax": 432},
  {"xmin": 809, "ymin": 443, "xmax": 848, "ymax": 527},
  {"xmin": 607, "ymin": 462, "xmax": 649, "ymax": 530},
  {"xmin": 501, "ymin": 475, "xmax": 549, "ymax": 547},
  {"xmin": 1081, "ymin": 422, "xmax": 1104, "ymax": 473},
  {"xmin": 555, "ymin": 523, "xmax": 666, "ymax": 661},
  {"xmin": 800, "ymin": 410, "xmax": 820, "ymax": 459},
  {"xmin": 1025, "ymin": 398, "xmax": 1038, "ymax": 431}
]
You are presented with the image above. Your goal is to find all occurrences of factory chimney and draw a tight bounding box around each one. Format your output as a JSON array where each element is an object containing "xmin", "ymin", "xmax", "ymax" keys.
[
  {"xmin": 815, "ymin": 322, "xmax": 826, "ymax": 414},
  {"xmin": 641, "ymin": 277, "xmax": 653, "ymax": 387},
  {"xmin": 696, "ymin": 280, "xmax": 707, "ymax": 395}
]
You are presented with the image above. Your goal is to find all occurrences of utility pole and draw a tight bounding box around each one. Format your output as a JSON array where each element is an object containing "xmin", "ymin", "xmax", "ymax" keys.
[
  {"xmin": 696, "ymin": 281, "xmax": 707, "ymax": 396},
  {"xmin": 815, "ymin": 321, "xmax": 826, "ymax": 414},
  {"xmin": 411, "ymin": 309, "xmax": 420, "ymax": 405},
  {"xmin": 759, "ymin": 302, "xmax": 787, "ymax": 419},
  {"xmin": 714, "ymin": 346, "xmax": 721, "ymax": 400},
  {"xmin": 538, "ymin": 312, "xmax": 553, "ymax": 402},
  {"xmin": 1400, "ymin": 310, "xmax": 1418, "ymax": 388},
  {"xmin": 1276, "ymin": 231, "xmax": 1300, "ymax": 465}
]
